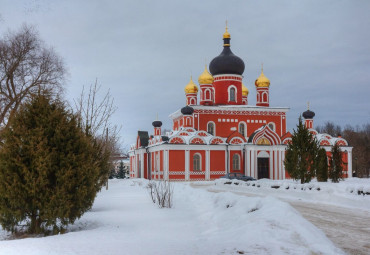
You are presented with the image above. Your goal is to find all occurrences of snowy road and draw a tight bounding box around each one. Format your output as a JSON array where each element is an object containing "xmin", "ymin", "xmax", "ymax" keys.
[
  {"xmin": 291, "ymin": 201, "xmax": 370, "ymax": 255},
  {"xmin": 192, "ymin": 183, "xmax": 370, "ymax": 255}
]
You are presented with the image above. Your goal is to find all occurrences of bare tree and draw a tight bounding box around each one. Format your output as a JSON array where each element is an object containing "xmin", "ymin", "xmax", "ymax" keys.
[
  {"xmin": 0, "ymin": 24, "xmax": 65, "ymax": 127},
  {"xmin": 74, "ymin": 80, "xmax": 122, "ymax": 182}
]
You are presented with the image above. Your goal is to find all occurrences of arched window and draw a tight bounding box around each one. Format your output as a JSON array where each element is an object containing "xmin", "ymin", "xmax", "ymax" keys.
[
  {"xmin": 262, "ymin": 92, "xmax": 268, "ymax": 102},
  {"xmin": 268, "ymin": 122, "xmax": 275, "ymax": 131},
  {"xmin": 186, "ymin": 117, "xmax": 192, "ymax": 125},
  {"xmin": 207, "ymin": 122, "xmax": 215, "ymax": 135},
  {"xmin": 239, "ymin": 122, "xmax": 246, "ymax": 137},
  {"xmin": 230, "ymin": 87, "xmax": 236, "ymax": 102},
  {"xmin": 193, "ymin": 153, "xmax": 201, "ymax": 171},
  {"xmin": 205, "ymin": 89, "xmax": 211, "ymax": 100},
  {"xmin": 232, "ymin": 154, "xmax": 240, "ymax": 170}
]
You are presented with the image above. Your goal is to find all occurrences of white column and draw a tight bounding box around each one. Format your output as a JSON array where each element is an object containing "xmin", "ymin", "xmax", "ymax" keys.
[
  {"xmin": 254, "ymin": 150, "xmax": 258, "ymax": 178},
  {"xmin": 251, "ymin": 148, "xmax": 255, "ymax": 178},
  {"xmin": 347, "ymin": 150, "xmax": 352, "ymax": 178},
  {"xmin": 185, "ymin": 150, "xmax": 190, "ymax": 181},
  {"xmin": 141, "ymin": 152, "xmax": 144, "ymax": 179},
  {"xmin": 274, "ymin": 150, "xmax": 277, "ymax": 180},
  {"xmin": 206, "ymin": 150, "xmax": 210, "ymax": 180},
  {"xmin": 269, "ymin": 149, "xmax": 273, "ymax": 179},
  {"xmin": 225, "ymin": 148, "xmax": 228, "ymax": 173},
  {"xmin": 246, "ymin": 147, "xmax": 250, "ymax": 176},
  {"xmin": 279, "ymin": 149, "xmax": 283, "ymax": 180},
  {"xmin": 282, "ymin": 149, "xmax": 286, "ymax": 180},
  {"xmin": 165, "ymin": 150, "xmax": 169, "ymax": 181}
]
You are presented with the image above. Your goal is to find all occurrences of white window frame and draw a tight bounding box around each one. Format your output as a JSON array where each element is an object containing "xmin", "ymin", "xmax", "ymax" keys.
[
  {"xmin": 239, "ymin": 121, "xmax": 247, "ymax": 137},
  {"xmin": 232, "ymin": 154, "xmax": 240, "ymax": 170},
  {"xmin": 228, "ymin": 85, "xmax": 237, "ymax": 102},
  {"xmin": 193, "ymin": 153, "xmax": 202, "ymax": 171},
  {"xmin": 207, "ymin": 121, "xmax": 216, "ymax": 136},
  {"xmin": 204, "ymin": 88, "xmax": 212, "ymax": 100}
]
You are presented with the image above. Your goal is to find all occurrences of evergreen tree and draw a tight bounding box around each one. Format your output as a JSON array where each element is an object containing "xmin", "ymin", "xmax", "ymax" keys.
[
  {"xmin": 117, "ymin": 161, "xmax": 126, "ymax": 179},
  {"xmin": 109, "ymin": 167, "xmax": 116, "ymax": 179},
  {"xmin": 316, "ymin": 148, "xmax": 328, "ymax": 182},
  {"xmin": 0, "ymin": 93, "xmax": 107, "ymax": 235},
  {"xmin": 329, "ymin": 144, "xmax": 343, "ymax": 183},
  {"xmin": 284, "ymin": 117, "xmax": 319, "ymax": 184}
]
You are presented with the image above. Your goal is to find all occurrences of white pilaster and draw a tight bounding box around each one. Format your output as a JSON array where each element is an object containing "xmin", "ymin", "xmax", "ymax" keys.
[
  {"xmin": 185, "ymin": 150, "xmax": 190, "ymax": 181},
  {"xmin": 348, "ymin": 150, "xmax": 352, "ymax": 178},
  {"xmin": 206, "ymin": 150, "xmax": 210, "ymax": 180},
  {"xmin": 281, "ymin": 150, "xmax": 285, "ymax": 180},
  {"xmin": 254, "ymin": 149, "xmax": 258, "ymax": 178},
  {"xmin": 251, "ymin": 148, "xmax": 255, "ymax": 178},
  {"xmin": 164, "ymin": 150, "xmax": 169, "ymax": 180},
  {"xmin": 274, "ymin": 150, "xmax": 277, "ymax": 180},
  {"xmin": 269, "ymin": 149, "xmax": 273, "ymax": 179},
  {"xmin": 246, "ymin": 147, "xmax": 250, "ymax": 176}
]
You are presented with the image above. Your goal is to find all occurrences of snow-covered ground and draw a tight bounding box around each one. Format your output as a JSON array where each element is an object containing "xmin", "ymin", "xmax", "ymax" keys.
[
  {"xmin": 206, "ymin": 178, "xmax": 370, "ymax": 211},
  {"xmin": 0, "ymin": 179, "xmax": 347, "ymax": 255},
  {"xmin": 193, "ymin": 178, "xmax": 370, "ymax": 255}
]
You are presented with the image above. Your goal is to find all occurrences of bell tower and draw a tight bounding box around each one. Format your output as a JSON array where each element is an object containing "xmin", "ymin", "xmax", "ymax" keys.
[{"xmin": 255, "ymin": 64, "xmax": 270, "ymax": 107}]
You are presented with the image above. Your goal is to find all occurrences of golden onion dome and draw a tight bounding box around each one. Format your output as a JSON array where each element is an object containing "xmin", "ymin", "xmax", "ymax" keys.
[
  {"xmin": 242, "ymin": 83, "xmax": 249, "ymax": 96},
  {"xmin": 198, "ymin": 65, "xmax": 214, "ymax": 84},
  {"xmin": 255, "ymin": 67, "xmax": 270, "ymax": 88},
  {"xmin": 184, "ymin": 77, "xmax": 198, "ymax": 94}
]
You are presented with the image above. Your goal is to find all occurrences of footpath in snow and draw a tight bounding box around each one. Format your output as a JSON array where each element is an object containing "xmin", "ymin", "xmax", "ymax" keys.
[{"xmin": 0, "ymin": 179, "xmax": 345, "ymax": 255}]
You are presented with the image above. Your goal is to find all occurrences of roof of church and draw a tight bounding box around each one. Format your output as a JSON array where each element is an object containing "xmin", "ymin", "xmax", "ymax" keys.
[{"xmin": 137, "ymin": 131, "xmax": 149, "ymax": 147}]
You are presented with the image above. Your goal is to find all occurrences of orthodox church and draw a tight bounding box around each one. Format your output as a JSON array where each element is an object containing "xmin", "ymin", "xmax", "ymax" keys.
[{"xmin": 129, "ymin": 27, "xmax": 353, "ymax": 181}]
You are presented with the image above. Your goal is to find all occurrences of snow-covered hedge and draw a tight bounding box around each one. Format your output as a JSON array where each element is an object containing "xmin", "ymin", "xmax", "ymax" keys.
[{"xmin": 215, "ymin": 178, "xmax": 370, "ymax": 196}]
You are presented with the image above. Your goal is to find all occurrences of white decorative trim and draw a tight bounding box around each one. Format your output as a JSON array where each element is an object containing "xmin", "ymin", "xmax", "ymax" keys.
[
  {"xmin": 189, "ymin": 171, "xmax": 206, "ymax": 175},
  {"xmin": 169, "ymin": 171, "xmax": 185, "ymax": 175},
  {"xmin": 210, "ymin": 171, "xmax": 226, "ymax": 175}
]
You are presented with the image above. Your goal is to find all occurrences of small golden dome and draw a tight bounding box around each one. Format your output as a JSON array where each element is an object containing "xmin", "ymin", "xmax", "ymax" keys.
[
  {"xmin": 242, "ymin": 83, "xmax": 249, "ymax": 96},
  {"xmin": 223, "ymin": 26, "xmax": 230, "ymax": 39},
  {"xmin": 184, "ymin": 77, "xmax": 198, "ymax": 94},
  {"xmin": 255, "ymin": 68, "xmax": 270, "ymax": 88},
  {"xmin": 198, "ymin": 65, "xmax": 214, "ymax": 84}
]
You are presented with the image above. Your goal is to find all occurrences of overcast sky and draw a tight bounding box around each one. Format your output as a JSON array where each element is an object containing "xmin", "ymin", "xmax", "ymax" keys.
[{"xmin": 1, "ymin": 0, "xmax": 369, "ymax": 148}]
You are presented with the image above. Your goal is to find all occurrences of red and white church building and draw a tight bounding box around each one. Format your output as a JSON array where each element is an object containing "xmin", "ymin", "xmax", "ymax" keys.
[{"xmin": 129, "ymin": 27, "xmax": 353, "ymax": 181}]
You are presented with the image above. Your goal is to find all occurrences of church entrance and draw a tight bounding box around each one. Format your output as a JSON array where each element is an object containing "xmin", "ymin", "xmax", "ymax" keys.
[{"xmin": 257, "ymin": 158, "xmax": 269, "ymax": 179}]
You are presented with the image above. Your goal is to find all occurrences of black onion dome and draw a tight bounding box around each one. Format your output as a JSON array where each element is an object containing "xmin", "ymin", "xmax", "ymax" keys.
[
  {"xmin": 209, "ymin": 37, "xmax": 245, "ymax": 76},
  {"xmin": 152, "ymin": 120, "xmax": 162, "ymax": 127},
  {"xmin": 302, "ymin": 110, "xmax": 315, "ymax": 119},
  {"xmin": 181, "ymin": 105, "xmax": 194, "ymax": 115}
]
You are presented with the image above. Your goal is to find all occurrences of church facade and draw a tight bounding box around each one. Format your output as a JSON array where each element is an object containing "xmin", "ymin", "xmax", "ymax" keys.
[{"xmin": 129, "ymin": 27, "xmax": 353, "ymax": 181}]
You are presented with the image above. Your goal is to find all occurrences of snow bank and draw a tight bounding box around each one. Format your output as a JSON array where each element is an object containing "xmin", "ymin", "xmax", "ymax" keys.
[
  {"xmin": 212, "ymin": 178, "xmax": 370, "ymax": 211},
  {"xmin": 0, "ymin": 179, "xmax": 344, "ymax": 255}
]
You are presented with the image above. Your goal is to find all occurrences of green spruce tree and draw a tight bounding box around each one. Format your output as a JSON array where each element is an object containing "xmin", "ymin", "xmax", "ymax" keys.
[
  {"xmin": 329, "ymin": 144, "xmax": 343, "ymax": 183},
  {"xmin": 0, "ymin": 93, "xmax": 108, "ymax": 235},
  {"xmin": 284, "ymin": 117, "xmax": 319, "ymax": 184},
  {"xmin": 117, "ymin": 161, "xmax": 126, "ymax": 179},
  {"xmin": 316, "ymin": 148, "xmax": 328, "ymax": 182}
]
